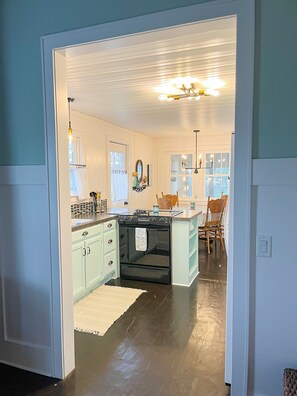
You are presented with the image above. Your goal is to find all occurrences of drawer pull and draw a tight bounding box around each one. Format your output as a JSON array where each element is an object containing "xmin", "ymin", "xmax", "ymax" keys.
[
  {"xmin": 82, "ymin": 248, "xmax": 86, "ymax": 256},
  {"xmin": 82, "ymin": 231, "xmax": 88, "ymax": 237},
  {"xmin": 108, "ymin": 260, "xmax": 113, "ymax": 266},
  {"xmin": 107, "ymin": 223, "xmax": 113, "ymax": 228},
  {"xmin": 120, "ymin": 253, "xmax": 125, "ymax": 258},
  {"xmin": 108, "ymin": 239, "xmax": 113, "ymax": 244},
  {"xmin": 87, "ymin": 246, "xmax": 91, "ymax": 254}
]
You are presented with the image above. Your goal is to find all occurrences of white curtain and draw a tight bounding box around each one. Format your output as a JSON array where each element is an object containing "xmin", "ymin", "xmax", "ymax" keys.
[
  {"xmin": 110, "ymin": 170, "xmax": 128, "ymax": 201},
  {"xmin": 69, "ymin": 134, "xmax": 88, "ymax": 199},
  {"xmin": 110, "ymin": 142, "xmax": 128, "ymax": 203}
]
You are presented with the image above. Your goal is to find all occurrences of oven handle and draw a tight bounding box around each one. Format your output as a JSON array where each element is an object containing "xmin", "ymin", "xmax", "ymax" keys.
[{"xmin": 119, "ymin": 225, "xmax": 170, "ymax": 231}]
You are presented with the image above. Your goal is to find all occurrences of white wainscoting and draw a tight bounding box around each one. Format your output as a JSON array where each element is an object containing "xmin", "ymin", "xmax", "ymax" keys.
[
  {"xmin": 249, "ymin": 158, "xmax": 297, "ymax": 396},
  {"xmin": 0, "ymin": 165, "xmax": 53, "ymax": 375}
]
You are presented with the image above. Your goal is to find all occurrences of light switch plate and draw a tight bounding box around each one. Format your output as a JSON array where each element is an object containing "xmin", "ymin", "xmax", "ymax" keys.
[{"xmin": 256, "ymin": 235, "xmax": 272, "ymax": 258}]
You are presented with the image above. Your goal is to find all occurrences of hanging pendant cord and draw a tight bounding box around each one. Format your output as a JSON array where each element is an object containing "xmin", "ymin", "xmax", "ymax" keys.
[{"xmin": 193, "ymin": 129, "xmax": 199, "ymax": 173}]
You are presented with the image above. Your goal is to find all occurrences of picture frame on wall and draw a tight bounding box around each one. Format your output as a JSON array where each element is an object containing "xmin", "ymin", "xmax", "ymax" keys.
[{"xmin": 147, "ymin": 164, "xmax": 153, "ymax": 186}]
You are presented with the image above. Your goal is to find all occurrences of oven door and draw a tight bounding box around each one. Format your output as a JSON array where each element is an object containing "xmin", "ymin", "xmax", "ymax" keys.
[{"xmin": 119, "ymin": 224, "xmax": 171, "ymax": 284}]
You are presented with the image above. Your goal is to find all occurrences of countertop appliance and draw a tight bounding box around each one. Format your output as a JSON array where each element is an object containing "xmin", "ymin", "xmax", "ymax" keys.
[{"xmin": 118, "ymin": 209, "xmax": 183, "ymax": 284}]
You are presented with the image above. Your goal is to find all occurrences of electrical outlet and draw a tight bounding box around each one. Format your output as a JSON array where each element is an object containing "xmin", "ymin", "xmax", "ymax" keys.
[{"xmin": 256, "ymin": 235, "xmax": 272, "ymax": 258}]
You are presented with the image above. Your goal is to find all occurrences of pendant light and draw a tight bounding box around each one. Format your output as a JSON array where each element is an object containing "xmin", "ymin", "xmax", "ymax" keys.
[
  {"xmin": 182, "ymin": 130, "xmax": 213, "ymax": 173},
  {"xmin": 67, "ymin": 97, "xmax": 74, "ymax": 141}
]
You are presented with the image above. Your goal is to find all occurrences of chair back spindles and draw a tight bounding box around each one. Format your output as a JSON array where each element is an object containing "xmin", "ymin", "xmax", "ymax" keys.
[
  {"xmin": 156, "ymin": 194, "xmax": 171, "ymax": 209},
  {"xmin": 161, "ymin": 192, "xmax": 179, "ymax": 208},
  {"xmin": 199, "ymin": 195, "xmax": 228, "ymax": 254}
]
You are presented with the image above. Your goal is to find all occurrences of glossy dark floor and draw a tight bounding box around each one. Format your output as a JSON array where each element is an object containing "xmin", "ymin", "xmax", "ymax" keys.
[{"xmin": 0, "ymin": 241, "xmax": 229, "ymax": 396}]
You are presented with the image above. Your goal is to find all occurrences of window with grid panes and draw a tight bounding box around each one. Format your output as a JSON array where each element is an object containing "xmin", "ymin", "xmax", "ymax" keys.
[
  {"xmin": 170, "ymin": 154, "xmax": 193, "ymax": 198},
  {"xmin": 205, "ymin": 153, "xmax": 229, "ymax": 198}
]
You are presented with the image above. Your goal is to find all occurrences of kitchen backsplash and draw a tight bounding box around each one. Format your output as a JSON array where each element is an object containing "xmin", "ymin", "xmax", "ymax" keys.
[{"xmin": 71, "ymin": 199, "xmax": 107, "ymax": 216}]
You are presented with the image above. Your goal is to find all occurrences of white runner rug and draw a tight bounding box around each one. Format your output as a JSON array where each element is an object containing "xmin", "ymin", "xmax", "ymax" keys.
[{"xmin": 74, "ymin": 285, "xmax": 146, "ymax": 336}]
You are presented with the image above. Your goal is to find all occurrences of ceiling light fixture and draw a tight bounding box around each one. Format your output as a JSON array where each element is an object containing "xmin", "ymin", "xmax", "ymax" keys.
[
  {"xmin": 67, "ymin": 97, "xmax": 74, "ymax": 141},
  {"xmin": 157, "ymin": 77, "xmax": 224, "ymax": 101},
  {"xmin": 182, "ymin": 130, "xmax": 213, "ymax": 174}
]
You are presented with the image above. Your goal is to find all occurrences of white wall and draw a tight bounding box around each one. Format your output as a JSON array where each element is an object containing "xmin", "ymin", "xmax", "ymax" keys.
[
  {"xmin": 249, "ymin": 159, "xmax": 297, "ymax": 396},
  {"xmin": 71, "ymin": 111, "xmax": 157, "ymax": 209},
  {"xmin": 72, "ymin": 112, "xmax": 231, "ymax": 212}
]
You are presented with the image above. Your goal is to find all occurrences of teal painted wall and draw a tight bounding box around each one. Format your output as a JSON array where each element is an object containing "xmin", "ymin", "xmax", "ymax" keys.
[
  {"xmin": 1, "ymin": 0, "xmax": 297, "ymax": 164},
  {"xmin": 253, "ymin": 0, "xmax": 297, "ymax": 158}
]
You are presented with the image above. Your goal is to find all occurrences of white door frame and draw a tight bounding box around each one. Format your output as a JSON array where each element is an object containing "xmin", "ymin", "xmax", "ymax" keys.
[{"xmin": 41, "ymin": 1, "xmax": 254, "ymax": 394}]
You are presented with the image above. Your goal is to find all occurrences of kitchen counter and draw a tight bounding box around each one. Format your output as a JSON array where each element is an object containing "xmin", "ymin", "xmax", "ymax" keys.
[
  {"xmin": 71, "ymin": 213, "xmax": 117, "ymax": 231},
  {"xmin": 71, "ymin": 208, "xmax": 202, "ymax": 230},
  {"xmin": 172, "ymin": 209, "xmax": 202, "ymax": 221}
]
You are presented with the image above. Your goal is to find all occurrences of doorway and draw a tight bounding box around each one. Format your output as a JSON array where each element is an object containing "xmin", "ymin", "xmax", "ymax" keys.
[{"xmin": 42, "ymin": 2, "xmax": 254, "ymax": 395}]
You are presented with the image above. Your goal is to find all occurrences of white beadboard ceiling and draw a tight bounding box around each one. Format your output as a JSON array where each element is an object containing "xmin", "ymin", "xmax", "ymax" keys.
[{"xmin": 66, "ymin": 17, "xmax": 236, "ymax": 137}]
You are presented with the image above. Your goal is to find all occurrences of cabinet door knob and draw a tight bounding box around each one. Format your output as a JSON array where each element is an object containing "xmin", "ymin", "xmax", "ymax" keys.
[
  {"xmin": 107, "ymin": 223, "xmax": 112, "ymax": 228},
  {"xmin": 108, "ymin": 260, "xmax": 113, "ymax": 266},
  {"xmin": 87, "ymin": 246, "xmax": 91, "ymax": 254},
  {"xmin": 83, "ymin": 248, "xmax": 86, "ymax": 256},
  {"xmin": 108, "ymin": 239, "xmax": 113, "ymax": 244},
  {"xmin": 82, "ymin": 231, "xmax": 88, "ymax": 237}
]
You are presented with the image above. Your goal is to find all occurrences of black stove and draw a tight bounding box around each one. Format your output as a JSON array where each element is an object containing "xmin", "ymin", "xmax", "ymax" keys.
[{"xmin": 117, "ymin": 209, "xmax": 183, "ymax": 225}]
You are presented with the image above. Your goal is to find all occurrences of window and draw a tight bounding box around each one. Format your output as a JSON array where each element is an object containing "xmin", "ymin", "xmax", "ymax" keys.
[
  {"xmin": 69, "ymin": 134, "xmax": 88, "ymax": 198},
  {"xmin": 205, "ymin": 152, "xmax": 230, "ymax": 198},
  {"xmin": 170, "ymin": 154, "xmax": 193, "ymax": 198},
  {"xmin": 110, "ymin": 142, "xmax": 128, "ymax": 203}
]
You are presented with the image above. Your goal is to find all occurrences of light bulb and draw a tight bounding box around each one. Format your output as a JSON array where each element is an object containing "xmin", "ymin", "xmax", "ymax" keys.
[
  {"xmin": 159, "ymin": 94, "xmax": 167, "ymax": 101},
  {"xmin": 68, "ymin": 126, "xmax": 73, "ymax": 142}
]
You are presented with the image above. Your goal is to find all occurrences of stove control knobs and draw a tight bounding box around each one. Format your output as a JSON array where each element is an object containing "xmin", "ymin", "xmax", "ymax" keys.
[
  {"xmin": 150, "ymin": 217, "xmax": 157, "ymax": 222},
  {"xmin": 132, "ymin": 216, "xmax": 138, "ymax": 222}
]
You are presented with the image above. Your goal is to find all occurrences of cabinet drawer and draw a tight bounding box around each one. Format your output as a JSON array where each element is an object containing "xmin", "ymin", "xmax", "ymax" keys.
[
  {"xmin": 104, "ymin": 251, "xmax": 116, "ymax": 276},
  {"xmin": 103, "ymin": 219, "xmax": 116, "ymax": 232},
  {"xmin": 72, "ymin": 224, "xmax": 103, "ymax": 243},
  {"xmin": 104, "ymin": 229, "xmax": 116, "ymax": 254}
]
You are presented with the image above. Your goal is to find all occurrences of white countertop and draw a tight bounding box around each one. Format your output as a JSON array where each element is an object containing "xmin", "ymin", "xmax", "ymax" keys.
[{"xmin": 172, "ymin": 209, "xmax": 202, "ymax": 221}]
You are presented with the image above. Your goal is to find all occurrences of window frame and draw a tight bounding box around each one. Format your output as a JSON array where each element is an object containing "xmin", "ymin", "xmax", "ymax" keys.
[
  {"xmin": 204, "ymin": 152, "xmax": 230, "ymax": 198},
  {"xmin": 107, "ymin": 136, "xmax": 131, "ymax": 207}
]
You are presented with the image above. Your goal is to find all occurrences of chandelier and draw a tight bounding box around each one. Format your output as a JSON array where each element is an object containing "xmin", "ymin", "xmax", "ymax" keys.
[
  {"xmin": 182, "ymin": 130, "xmax": 213, "ymax": 174},
  {"xmin": 156, "ymin": 77, "xmax": 224, "ymax": 102}
]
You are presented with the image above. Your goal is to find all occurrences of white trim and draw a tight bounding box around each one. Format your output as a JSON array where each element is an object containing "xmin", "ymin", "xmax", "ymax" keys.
[
  {"xmin": 252, "ymin": 158, "xmax": 297, "ymax": 186},
  {"xmin": 41, "ymin": 1, "xmax": 254, "ymax": 394}
]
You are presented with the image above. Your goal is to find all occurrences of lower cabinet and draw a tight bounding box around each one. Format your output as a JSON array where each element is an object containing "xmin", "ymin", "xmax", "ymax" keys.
[
  {"xmin": 85, "ymin": 234, "xmax": 104, "ymax": 290},
  {"xmin": 72, "ymin": 219, "xmax": 118, "ymax": 302},
  {"xmin": 72, "ymin": 240, "xmax": 86, "ymax": 301}
]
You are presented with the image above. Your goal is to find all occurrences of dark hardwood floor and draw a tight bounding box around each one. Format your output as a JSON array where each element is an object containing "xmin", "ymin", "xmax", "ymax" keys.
[{"xmin": 0, "ymin": 240, "xmax": 229, "ymax": 396}]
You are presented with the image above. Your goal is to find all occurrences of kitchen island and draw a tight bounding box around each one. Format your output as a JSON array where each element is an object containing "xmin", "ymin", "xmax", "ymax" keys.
[
  {"xmin": 71, "ymin": 208, "xmax": 202, "ymax": 290},
  {"xmin": 171, "ymin": 209, "xmax": 202, "ymax": 287}
]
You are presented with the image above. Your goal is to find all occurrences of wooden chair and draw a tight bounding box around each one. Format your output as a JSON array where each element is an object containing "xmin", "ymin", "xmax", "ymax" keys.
[
  {"xmin": 219, "ymin": 194, "xmax": 229, "ymax": 239},
  {"xmin": 161, "ymin": 192, "xmax": 179, "ymax": 208},
  {"xmin": 198, "ymin": 196, "xmax": 227, "ymax": 254},
  {"xmin": 156, "ymin": 194, "xmax": 171, "ymax": 209}
]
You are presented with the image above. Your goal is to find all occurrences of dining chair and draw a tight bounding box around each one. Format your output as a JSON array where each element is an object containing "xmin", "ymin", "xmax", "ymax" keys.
[
  {"xmin": 219, "ymin": 194, "xmax": 229, "ymax": 240},
  {"xmin": 161, "ymin": 191, "xmax": 179, "ymax": 208},
  {"xmin": 198, "ymin": 196, "xmax": 227, "ymax": 254},
  {"xmin": 156, "ymin": 194, "xmax": 171, "ymax": 209}
]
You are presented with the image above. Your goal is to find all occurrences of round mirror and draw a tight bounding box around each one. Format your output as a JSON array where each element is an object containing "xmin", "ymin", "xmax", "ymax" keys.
[{"xmin": 135, "ymin": 159, "xmax": 143, "ymax": 183}]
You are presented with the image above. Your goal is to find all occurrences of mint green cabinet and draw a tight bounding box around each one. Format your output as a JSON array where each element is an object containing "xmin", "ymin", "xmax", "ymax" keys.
[
  {"xmin": 72, "ymin": 219, "xmax": 119, "ymax": 303},
  {"xmin": 72, "ymin": 224, "xmax": 104, "ymax": 303},
  {"xmin": 85, "ymin": 234, "xmax": 103, "ymax": 290},
  {"xmin": 171, "ymin": 214, "xmax": 200, "ymax": 287},
  {"xmin": 72, "ymin": 240, "xmax": 86, "ymax": 302}
]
